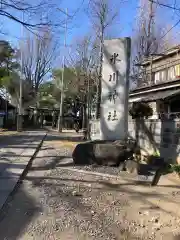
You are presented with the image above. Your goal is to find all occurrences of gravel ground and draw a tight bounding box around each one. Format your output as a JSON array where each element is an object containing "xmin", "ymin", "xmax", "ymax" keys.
[{"xmin": 0, "ymin": 133, "xmax": 180, "ymax": 240}]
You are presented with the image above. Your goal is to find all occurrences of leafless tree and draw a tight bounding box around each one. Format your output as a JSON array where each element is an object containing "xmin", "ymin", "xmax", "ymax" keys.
[
  {"xmin": 132, "ymin": 0, "xmax": 156, "ymax": 85},
  {"xmin": 0, "ymin": 1, "xmax": 55, "ymax": 29},
  {"xmin": 69, "ymin": 36, "xmax": 98, "ymax": 85},
  {"xmin": 87, "ymin": 0, "xmax": 119, "ymax": 118},
  {"xmin": 20, "ymin": 27, "xmax": 57, "ymax": 106},
  {"xmin": 0, "ymin": 0, "xmax": 74, "ymax": 40},
  {"xmin": 132, "ymin": 0, "xmax": 175, "ymax": 87},
  {"xmin": 68, "ymin": 35, "xmax": 99, "ymax": 104},
  {"xmin": 67, "ymin": 35, "xmax": 99, "ymax": 137}
]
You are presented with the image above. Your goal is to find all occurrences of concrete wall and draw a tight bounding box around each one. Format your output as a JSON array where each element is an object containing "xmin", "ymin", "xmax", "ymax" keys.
[{"xmin": 128, "ymin": 118, "xmax": 180, "ymax": 164}]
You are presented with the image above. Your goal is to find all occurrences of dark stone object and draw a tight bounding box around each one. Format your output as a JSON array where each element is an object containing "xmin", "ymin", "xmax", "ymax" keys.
[
  {"xmin": 162, "ymin": 136, "xmax": 172, "ymax": 144},
  {"xmin": 151, "ymin": 169, "xmax": 162, "ymax": 186},
  {"xmin": 137, "ymin": 157, "xmax": 168, "ymax": 186},
  {"xmin": 164, "ymin": 128, "xmax": 171, "ymax": 133},
  {"xmin": 135, "ymin": 164, "xmax": 161, "ymax": 185},
  {"xmin": 161, "ymin": 143, "xmax": 169, "ymax": 149},
  {"xmin": 72, "ymin": 140, "xmax": 136, "ymax": 166},
  {"xmin": 147, "ymin": 156, "xmax": 165, "ymax": 166},
  {"xmin": 173, "ymin": 134, "xmax": 179, "ymax": 145}
]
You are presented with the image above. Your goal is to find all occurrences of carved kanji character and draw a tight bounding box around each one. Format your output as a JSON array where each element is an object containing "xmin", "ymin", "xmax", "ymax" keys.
[
  {"xmin": 109, "ymin": 74, "xmax": 112, "ymax": 82},
  {"xmin": 113, "ymin": 72, "xmax": 116, "ymax": 81},
  {"xmin": 112, "ymin": 90, "xmax": 118, "ymax": 103},
  {"xmin": 107, "ymin": 112, "xmax": 111, "ymax": 121},
  {"xmin": 108, "ymin": 92, "xmax": 113, "ymax": 102},
  {"xmin": 116, "ymin": 71, "xmax": 119, "ymax": 82},
  {"xmin": 110, "ymin": 53, "xmax": 119, "ymax": 64},
  {"xmin": 112, "ymin": 110, "xmax": 118, "ymax": 121}
]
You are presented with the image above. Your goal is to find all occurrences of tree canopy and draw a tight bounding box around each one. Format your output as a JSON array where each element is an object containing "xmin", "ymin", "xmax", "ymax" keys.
[
  {"xmin": 0, "ymin": 40, "xmax": 19, "ymax": 86},
  {"xmin": 0, "ymin": 40, "xmax": 35, "ymax": 107},
  {"xmin": 52, "ymin": 67, "xmax": 79, "ymax": 96}
]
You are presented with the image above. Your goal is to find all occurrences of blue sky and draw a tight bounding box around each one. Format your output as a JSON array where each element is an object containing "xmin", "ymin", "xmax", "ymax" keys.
[
  {"xmin": 1, "ymin": 0, "xmax": 180, "ymax": 51},
  {"xmin": 0, "ymin": 0, "xmax": 138, "ymax": 48}
]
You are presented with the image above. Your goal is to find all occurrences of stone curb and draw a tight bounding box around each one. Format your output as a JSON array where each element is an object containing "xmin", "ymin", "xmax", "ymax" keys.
[
  {"xmin": 20, "ymin": 133, "xmax": 47, "ymax": 179},
  {"xmin": 43, "ymin": 126, "xmax": 84, "ymax": 134},
  {"xmin": 0, "ymin": 132, "xmax": 47, "ymax": 215}
]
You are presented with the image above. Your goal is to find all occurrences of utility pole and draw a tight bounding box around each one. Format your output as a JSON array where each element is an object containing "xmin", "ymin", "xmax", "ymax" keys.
[
  {"xmin": 3, "ymin": 88, "xmax": 8, "ymax": 129},
  {"xmin": 86, "ymin": 73, "xmax": 91, "ymax": 140},
  {"xmin": 1, "ymin": 0, "xmax": 8, "ymax": 128},
  {"xmin": 146, "ymin": 0, "xmax": 154, "ymax": 56},
  {"xmin": 17, "ymin": 11, "xmax": 23, "ymax": 132},
  {"xmin": 96, "ymin": 29, "xmax": 104, "ymax": 119},
  {"xmin": 57, "ymin": 8, "xmax": 68, "ymax": 132},
  {"xmin": 150, "ymin": 55, "xmax": 153, "ymax": 84}
]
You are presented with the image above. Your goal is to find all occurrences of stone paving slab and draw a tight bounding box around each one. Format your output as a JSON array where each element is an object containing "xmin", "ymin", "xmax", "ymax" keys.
[
  {"xmin": 0, "ymin": 131, "xmax": 47, "ymax": 211},
  {"xmin": 1, "ymin": 163, "xmax": 27, "ymax": 178}
]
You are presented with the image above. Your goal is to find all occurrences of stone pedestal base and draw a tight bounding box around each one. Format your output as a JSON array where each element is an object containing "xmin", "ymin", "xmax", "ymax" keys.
[
  {"xmin": 72, "ymin": 139, "xmax": 134, "ymax": 166},
  {"xmin": 89, "ymin": 119, "xmax": 101, "ymax": 140}
]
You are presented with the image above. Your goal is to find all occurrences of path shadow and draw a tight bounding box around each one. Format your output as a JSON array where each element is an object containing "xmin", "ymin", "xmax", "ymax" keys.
[
  {"xmin": 45, "ymin": 135, "xmax": 84, "ymax": 143},
  {"xmin": 30, "ymin": 156, "xmax": 75, "ymax": 171},
  {"xmin": 0, "ymin": 131, "xmax": 44, "ymax": 239},
  {"xmin": 0, "ymin": 166, "xmax": 41, "ymax": 239},
  {"xmin": 22, "ymin": 176, "xmax": 144, "ymax": 239},
  {"xmin": 24, "ymin": 173, "xmax": 180, "ymax": 219},
  {"xmin": 0, "ymin": 132, "xmax": 44, "ymax": 149}
]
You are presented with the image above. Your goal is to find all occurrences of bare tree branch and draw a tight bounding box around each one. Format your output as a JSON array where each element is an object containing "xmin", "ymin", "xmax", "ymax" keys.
[
  {"xmin": 20, "ymin": 27, "xmax": 57, "ymax": 101},
  {"xmin": 0, "ymin": 0, "xmax": 72, "ymax": 34},
  {"xmin": 0, "ymin": 0, "xmax": 50, "ymax": 27},
  {"xmin": 131, "ymin": 0, "xmax": 175, "ymax": 87},
  {"xmin": 87, "ymin": 0, "xmax": 119, "ymax": 118}
]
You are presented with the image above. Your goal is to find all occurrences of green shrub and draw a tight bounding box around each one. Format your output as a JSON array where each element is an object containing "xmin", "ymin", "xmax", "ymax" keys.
[
  {"xmin": 170, "ymin": 164, "xmax": 180, "ymax": 174},
  {"xmin": 129, "ymin": 102, "xmax": 153, "ymax": 119},
  {"xmin": 153, "ymin": 150, "xmax": 160, "ymax": 157}
]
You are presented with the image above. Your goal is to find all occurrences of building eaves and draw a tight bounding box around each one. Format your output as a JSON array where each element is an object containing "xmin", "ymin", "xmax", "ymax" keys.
[{"xmin": 139, "ymin": 45, "xmax": 180, "ymax": 66}]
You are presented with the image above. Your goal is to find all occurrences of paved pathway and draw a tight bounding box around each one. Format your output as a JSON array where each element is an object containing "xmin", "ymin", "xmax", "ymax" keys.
[{"xmin": 0, "ymin": 130, "xmax": 47, "ymax": 211}]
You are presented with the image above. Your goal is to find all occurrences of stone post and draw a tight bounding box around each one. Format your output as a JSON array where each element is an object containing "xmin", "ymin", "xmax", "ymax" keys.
[
  {"xmin": 90, "ymin": 37, "xmax": 131, "ymax": 141},
  {"xmin": 100, "ymin": 38, "xmax": 131, "ymax": 140}
]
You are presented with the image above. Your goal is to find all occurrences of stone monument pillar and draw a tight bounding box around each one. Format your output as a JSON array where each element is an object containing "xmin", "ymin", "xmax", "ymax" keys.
[
  {"xmin": 90, "ymin": 37, "xmax": 131, "ymax": 141},
  {"xmin": 100, "ymin": 38, "xmax": 131, "ymax": 140}
]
